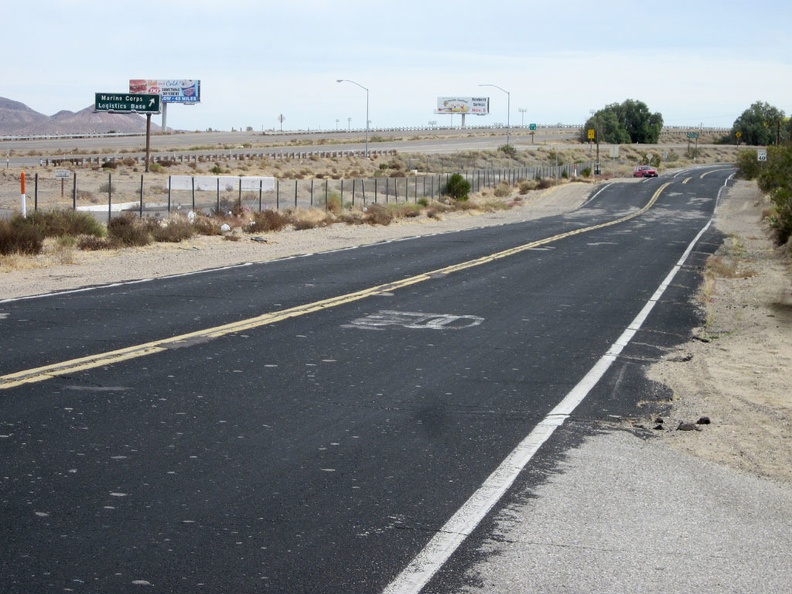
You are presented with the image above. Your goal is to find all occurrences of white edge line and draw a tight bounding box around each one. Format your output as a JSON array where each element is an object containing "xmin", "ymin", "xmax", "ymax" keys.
[{"xmin": 382, "ymin": 178, "xmax": 728, "ymax": 594}]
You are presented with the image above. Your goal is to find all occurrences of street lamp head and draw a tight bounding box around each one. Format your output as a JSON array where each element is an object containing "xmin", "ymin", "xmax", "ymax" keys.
[{"xmin": 336, "ymin": 79, "xmax": 343, "ymax": 83}]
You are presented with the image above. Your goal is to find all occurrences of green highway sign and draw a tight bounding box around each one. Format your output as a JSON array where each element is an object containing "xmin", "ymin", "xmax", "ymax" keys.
[
  {"xmin": 687, "ymin": 132, "xmax": 700, "ymax": 139},
  {"xmin": 94, "ymin": 92, "xmax": 161, "ymax": 114},
  {"xmin": 529, "ymin": 123, "xmax": 537, "ymax": 131}
]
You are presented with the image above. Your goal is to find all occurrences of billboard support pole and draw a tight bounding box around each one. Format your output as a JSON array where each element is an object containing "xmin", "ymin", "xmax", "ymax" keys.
[
  {"xmin": 162, "ymin": 102, "xmax": 168, "ymax": 133},
  {"xmin": 145, "ymin": 114, "xmax": 152, "ymax": 173}
]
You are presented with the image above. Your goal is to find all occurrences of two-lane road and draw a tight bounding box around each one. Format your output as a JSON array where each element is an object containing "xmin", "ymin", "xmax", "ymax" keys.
[{"xmin": 0, "ymin": 168, "xmax": 731, "ymax": 592}]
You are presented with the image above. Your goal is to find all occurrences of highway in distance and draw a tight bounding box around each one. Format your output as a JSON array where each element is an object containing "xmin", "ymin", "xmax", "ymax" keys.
[{"xmin": 0, "ymin": 167, "xmax": 731, "ymax": 592}]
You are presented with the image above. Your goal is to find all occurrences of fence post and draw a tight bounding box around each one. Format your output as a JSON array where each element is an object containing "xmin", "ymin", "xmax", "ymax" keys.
[
  {"xmin": 374, "ymin": 178, "xmax": 378, "ymax": 204},
  {"xmin": 294, "ymin": 180, "xmax": 298, "ymax": 208},
  {"xmin": 140, "ymin": 175, "xmax": 144, "ymax": 218},
  {"xmin": 325, "ymin": 179, "xmax": 329, "ymax": 212},
  {"xmin": 34, "ymin": 173, "xmax": 38, "ymax": 212},
  {"xmin": 352, "ymin": 179, "xmax": 356, "ymax": 206},
  {"xmin": 107, "ymin": 173, "xmax": 112, "ymax": 223},
  {"xmin": 310, "ymin": 179, "xmax": 314, "ymax": 207},
  {"xmin": 259, "ymin": 180, "xmax": 263, "ymax": 212},
  {"xmin": 216, "ymin": 178, "xmax": 220, "ymax": 214},
  {"xmin": 167, "ymin": 175, "xmax": 172, "ymax": 213},
  {"xmin": 72, "ymin": 173, "xmax": 77, "ymax": 211},
  {"xmin": 191, "ymin": 176, "xmax": 195, "ymax": 212}
]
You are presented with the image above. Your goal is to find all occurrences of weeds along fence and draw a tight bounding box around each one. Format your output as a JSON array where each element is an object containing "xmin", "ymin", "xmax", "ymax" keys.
[{"xmin": 1, "ymin": 162, "xmax": 588, "ymax": 221}]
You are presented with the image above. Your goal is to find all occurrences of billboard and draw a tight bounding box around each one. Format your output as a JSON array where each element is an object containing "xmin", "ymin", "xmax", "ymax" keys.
[
  {"xmin": 129, "ymin": 79, "xmax": 201, "ymax": 104},
  {"xmin": 435, "ymin": 97, "xmax": 489, "ymax": 115}
]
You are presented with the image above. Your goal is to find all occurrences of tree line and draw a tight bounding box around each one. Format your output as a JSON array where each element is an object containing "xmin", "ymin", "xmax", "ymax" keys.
[{"xmin": 579, "ymin": 99, "xmax": 790, "ymax": 147}]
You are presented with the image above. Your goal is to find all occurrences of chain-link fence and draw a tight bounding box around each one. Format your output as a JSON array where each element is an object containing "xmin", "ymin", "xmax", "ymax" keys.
[{"xmin": 1, "ymin": 162, "xmax": 589, "ymax": 221}]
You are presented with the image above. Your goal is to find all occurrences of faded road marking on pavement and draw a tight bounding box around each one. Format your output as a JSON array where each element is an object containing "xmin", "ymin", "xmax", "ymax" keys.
[{"xmin": 0, "ymin": 183, "xmax": 669, "ymax": 390}]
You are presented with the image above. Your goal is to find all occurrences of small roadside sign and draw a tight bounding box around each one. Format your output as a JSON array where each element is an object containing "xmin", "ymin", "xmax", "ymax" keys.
[
  {"xmin": 587, "ymin": 129, "xmax": 595, "ymax": 140},
  {"xmin": 758, "ymin": 149, "xmax": 768, "ymax": 162},
  {"xmin": 687, "ymin": 132, "xmax": 699, "ymax": 139},
  {"xmin": 529, "ymin": 123, "xmax": 537, "ymax": 131},
  {"xmin": 55, "ymin": 170, "xmax": 71, "ymax": 179}
]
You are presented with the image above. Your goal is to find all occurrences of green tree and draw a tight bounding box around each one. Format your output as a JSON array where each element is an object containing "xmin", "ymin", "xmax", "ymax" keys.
[
  {"xmin": 731, "ymin": 101, "xmax": 787, "ymax": 146},
  {"xmin": 580, "ymin": 99, "xmax": 663, "ymax": 144}
]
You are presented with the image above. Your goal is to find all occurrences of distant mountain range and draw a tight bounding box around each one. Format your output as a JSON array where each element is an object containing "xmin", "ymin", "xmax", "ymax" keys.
[{"xmin": 0, "ymin": 97, "xmax": 162, "ymax": 136}]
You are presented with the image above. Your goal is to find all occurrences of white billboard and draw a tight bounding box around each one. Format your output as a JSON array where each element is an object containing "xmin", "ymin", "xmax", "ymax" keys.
[
  {"xmin": 129, "ymin": 79, "xmax": 201, "ymax": 104},
  {"xmin": 435, "ymin": 97, "xmax": 489, "ymax": 115}
]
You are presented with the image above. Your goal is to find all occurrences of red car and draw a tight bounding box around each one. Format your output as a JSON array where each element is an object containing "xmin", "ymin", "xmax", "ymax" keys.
[{"xmin": 633, "ymin": 165, "xmax": 658, "ymax": 178}]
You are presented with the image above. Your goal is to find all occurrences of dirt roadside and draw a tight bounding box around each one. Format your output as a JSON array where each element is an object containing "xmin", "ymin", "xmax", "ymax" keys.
[
  {"xmin": 650, "ymin": 179, "xmax": 792, "ymax": 483},
  {"xmin": 2, "ymin": 178, "xmax": 790, "ymax": 483}
]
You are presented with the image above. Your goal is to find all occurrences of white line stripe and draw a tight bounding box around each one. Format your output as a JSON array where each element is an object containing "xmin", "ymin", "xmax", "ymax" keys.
[{"xmin": 382, "ymin": 184, "xmax": 725, "ymax": 594}]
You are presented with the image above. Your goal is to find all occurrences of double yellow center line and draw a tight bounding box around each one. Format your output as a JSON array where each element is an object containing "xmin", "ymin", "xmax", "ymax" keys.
[{"xmin": 1, "ymin": 183, "xmax": 669, "ymax": 390}]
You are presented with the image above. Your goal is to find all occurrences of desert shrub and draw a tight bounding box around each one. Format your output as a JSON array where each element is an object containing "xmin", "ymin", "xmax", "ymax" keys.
[
  {"xmin": 452, "ymin": 200, "xmax": 478, "ymax": 212},
  {"xmin": 580, "ymin": 167, "xmax": 592, "ymax": 178},
  {"xmin": 443, "ymin": 173, "xmax": 471, "ymax": 201},
  {"xmin": 22, "ymin": 210, "xmax": 104, "ymax": 238},
  {"xmin": 249, "ymin": 210, "xmax": 288, "ymax": 233},
  {"xmin": 754, "ymin": 146, "xmax": 792, "ymax": 245},
  {"xmin": 518, "ymin": 179, "xmax": 534, "ymax": 194},
  {"xmin": 735, "ymin": 149, "xmax": 761, "ymax": 180},
  {"xmin": 536, "ymin": 177, "xmax": 556, "ymax": 190},
  {"xmin": 107, "ymin": 215, "xmax": 152, "ymax": 247},
  {"xmin": 0, "ymin": 218, "xmax": 44, "ymax": 255},
  {"xmin": 498, "ymin": 143, "xmax": 518, "ymax": 158},
  {"xmin": 77, "ymin": 235, "xmax": 114, "ymax": 250},
  {"xmin": 101, "ymin": 160, "xmax": 118, "ymax": 169},
  {"xmin": 766, "ymin": 188, "xmax": 792, "ymax": 246},
  {"xmin": 363, "ymin": 204, "xmax": 393, "ymax": 226},
  {"xmin": 417, "ymin": 197, "xmax": 430, "ymax": 207},
  {"xmin": 324, "ymin": 192, "xmax": 342, "ymax": 214},
  {"xmin": 192, "ymin": 214, "xmax": 221, "ymax": 236},
  {"xmin": 493, "ymin": 182, "xmax": 512, "ymax": 198},
  {"xmin": 147, "ymin": 216, "xmax": 195, "ymax": 243},
  {"xmin": 395, "ymin": 204, "xmax": 422, "ymax": 218}
]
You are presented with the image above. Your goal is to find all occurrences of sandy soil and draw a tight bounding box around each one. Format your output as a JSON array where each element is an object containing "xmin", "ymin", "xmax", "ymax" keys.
[
  {"xmin": 649, "ymin": 180, "xmax": 792, "ymax": 484},
  {"xmin": 2, "ymin": 179, "xmax": 790, "ymax": 483}
]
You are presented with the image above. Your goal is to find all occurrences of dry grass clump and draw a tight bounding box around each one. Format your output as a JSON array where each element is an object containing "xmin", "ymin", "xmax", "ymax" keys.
[
  {"xmin": 362, "ymin": 204, "xmax": 393, "ymax": 226},
  {"xmin": 0, "ymin": 219, "xmax": 43, "ymax": 255},
  {"xmin": 287, "ymin": 207, "xmax": 335, "ymax": 230},
  {"xmin": 249, "ymin": 210, "xmax": 289, "ymax": 233},
  {"xmin": 493, "ymin": 182, "xmax": 512, "ymax": 198}
]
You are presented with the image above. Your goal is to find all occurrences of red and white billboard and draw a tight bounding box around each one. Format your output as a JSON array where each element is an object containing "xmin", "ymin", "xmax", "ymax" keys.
[
  {"xmin": 129, "ymin": 79, "xmax": 201, "ymax": 104},
  {"xmin": 435, "ymin": 97, "xmax": 489, "ymax": 115}
]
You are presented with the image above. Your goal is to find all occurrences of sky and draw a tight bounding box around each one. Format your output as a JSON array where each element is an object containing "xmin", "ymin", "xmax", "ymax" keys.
[{"xmin": 5, "ymin": 0, "xmax": 791, "ymax": 133}]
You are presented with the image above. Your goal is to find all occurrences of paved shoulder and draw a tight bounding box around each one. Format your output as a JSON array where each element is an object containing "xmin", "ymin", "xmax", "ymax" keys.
[{"xmin": 460, "ymin": 429, "xmax": 792, "ymax": 593}]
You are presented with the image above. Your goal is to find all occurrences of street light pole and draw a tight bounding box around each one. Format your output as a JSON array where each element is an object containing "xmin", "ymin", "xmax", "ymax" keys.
[
  {"xmin": 479, "ymin": 83, "xmax": 510, "ymax": 146},
  {"xmin": 518, "ymin": 107, "xmax": 527, "ymax": 127},
  {"xmin": 337, "ymin": 79, "xmax": 369, "ymax": 157}
]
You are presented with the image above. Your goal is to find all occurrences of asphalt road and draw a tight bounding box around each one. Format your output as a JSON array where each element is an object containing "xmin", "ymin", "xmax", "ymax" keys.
[
  {"xmin": 1, "ymin": 127, "xmax": 576, "ymax": 167},
  {"xmin": 0, "ymin": 168, "xmax": 733, "ymax": 592}
]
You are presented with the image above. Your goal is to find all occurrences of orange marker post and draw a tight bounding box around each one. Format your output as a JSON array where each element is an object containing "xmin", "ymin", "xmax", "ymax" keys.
[{"xmin": 21, "ymin": 171, "xmax": 27, "ymax": 218}]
